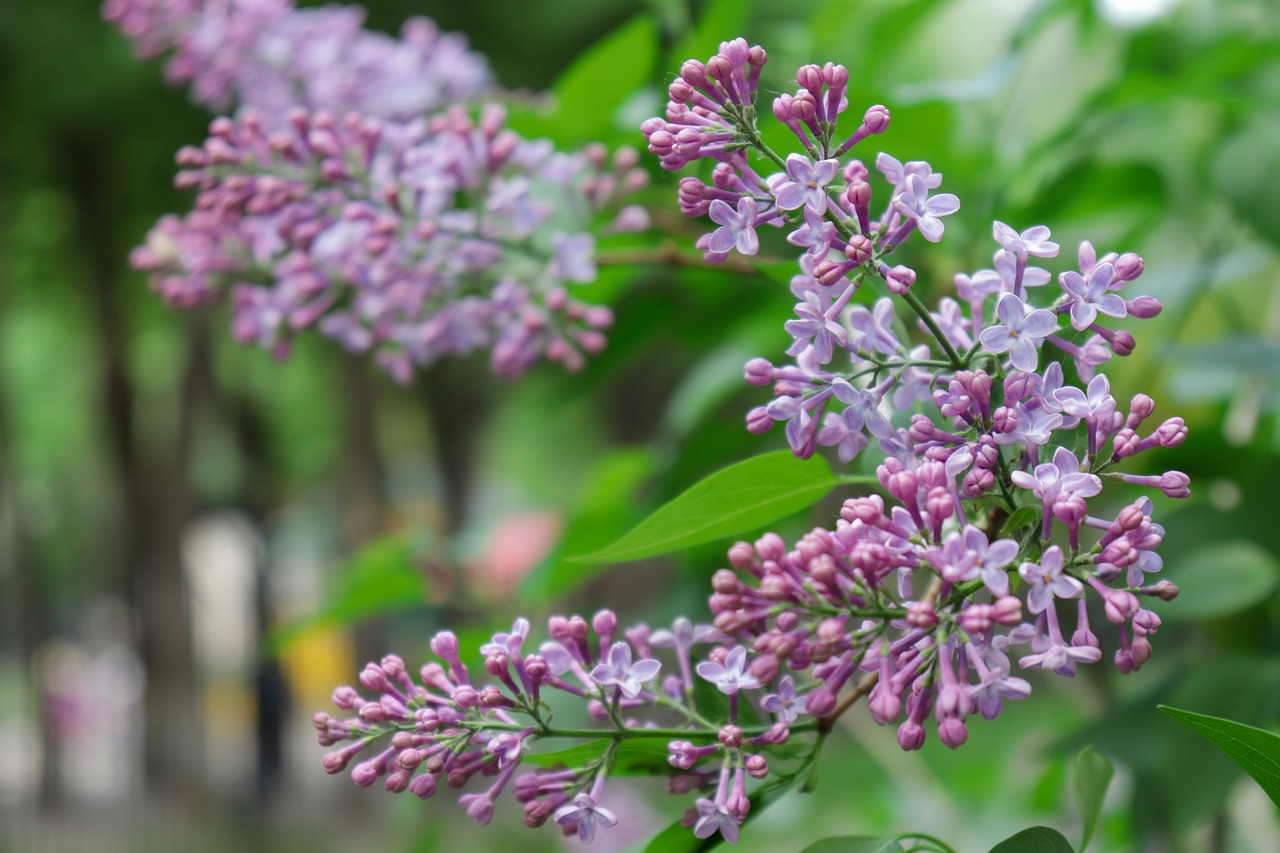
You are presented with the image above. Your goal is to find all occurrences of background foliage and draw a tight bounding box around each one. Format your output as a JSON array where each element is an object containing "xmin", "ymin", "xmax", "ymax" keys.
[{"xmin": 1, "ymin": 0, "xmax": 1278, "ymax": 850}]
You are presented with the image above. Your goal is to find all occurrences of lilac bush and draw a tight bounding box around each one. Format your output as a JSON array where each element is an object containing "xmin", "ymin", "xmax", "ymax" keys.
[
  {"xmin": 307, "ymin": 38, "xmax": 1189, "ymax": 846},
  {"xmin": 105, "ymin": 0, "xmax": 648, "ymax": 379}
]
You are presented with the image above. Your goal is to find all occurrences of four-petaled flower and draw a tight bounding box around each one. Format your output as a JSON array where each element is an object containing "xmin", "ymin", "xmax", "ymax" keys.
[
  {"xmin": 775, "ymin": 154, "xmax": 840, "ymax": 213},
  {"xmin": 978, "ymin": 293, "xmax": 1058, "ymax": 371},
  {"xmin": 693, "ymin": 798, "xmax": 741, "ymax": 844},
  {"xmin": 589, "ymin": 642, "xmax": 661, "ymax": 699},
  {"xmin": 1059, "ymin": 262, "xmax": 1128, "ymax": 330},
  {"xmin": 761, "ymin": 675, "xmax": 805, "ymax": 723},
  {"xmin": 892, "ymin": 173, "xmax": 960, "ymax": 242},
  {"xmin": 993, "ymin": 221, "xmax": 1060, "ymax": 258},
  {"xmin": 696, "ymin": 646, "xmax": 761, "ymax": 694},
  {"xmin": 707, "ymin": 196, "xmax": 761, "ymax": 255},
  {"xmin": 554, "ymin": 793, "xmax": 618, "ymax": 844},
  {"xmin": 1017, "ymin": 546, "xmax": 1083, "ymax": 613}
]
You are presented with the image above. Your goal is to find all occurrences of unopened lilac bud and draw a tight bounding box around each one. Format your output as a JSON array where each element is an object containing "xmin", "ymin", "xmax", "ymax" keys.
[
  {"xmin": 845, "ymin": 234, "xmax": 874, "ymax": 264},
  {"xmin": 881, "ymin": 263, "xmax": 916, "ymax": 294},
  {"xmin": 962, "ymin": 468, "xmax": 994, "ymax": 497},
  {"xmin": 462, "ymin": 794, "xmax": 495, "ymax": 825},
  {"xmin": 525, "ymin": 654, "xmax": 548, "ymax": 685},
  {"xmin": 1146, "ymin": 581, "xmax": 1180, "ymax": 601},
  {"xmin": 869, "ymin": 683, "xmax": 902, "ymax": 723},
  {"xmin": 1114, "ymin": 253, "xmax": 1144, "ymax": 281},
  {"xmin": 1157, "ymin": 418, "xmax": 1187, "ymax": 447},
  {"xmin": 746, "ymin": 406, "xmax": 773, "ymax": 434},
  {"xmin": 897, "ymin": 719, "xmax": 926, "ymax": 751},
  {"xmin": 746, "ymin": 754, "xmax": 769, "ymax": 779},
  {"xmin": 719, "ymin": 725, "xmax": 744, "ymax": 748},
  {"xmin": 1133, "ymin": 608, "xmax": 1162, "ymax": 636},
  {"xmin": 452, "ymin": 685, "xmax": 479, "ymax": 708},
  {"xmin": 593, "ymin": 609, "xmax": 617, "ymax": 640},
  {"xmin": 806, "ymin": 687, "xmax": 837, "ymax": 716},
  {"xmin": 1004, "ymin": 371, "xmax": 1037, "ymax": 402},
  {"xmin": 1126, "ymin": 295, "xmax": 1163, "ymax": 319},
  {"xmin": 1114, "ymin": 648, "xmax": 1135, "ymax": 675},
  {"xmin": 430, "ymin": 631, "xmax": 460, "ymax": 661},
  {"xmin": 937, "ymin": 718, "xmax": 968, "ymax": 749},
  {"xmin": 409, "ymin": 773, "xmax": 437, "ymax": 799},
  {"xmin": 384, "ymin": 769, "xmax": 412, "ymax": 793},
  {"xmin": 864, "ymin": 104, "xmax": 891, "ymax": 134},
  {"xmin": 351, "ymin": 757, "xmax": 382, "ymax": 787},
  {"xmin": 743, "ymin": 358, "xmax": 774, "ymax": 386},
  {"xmin": 1110, "ymin": 330, "xmax": 1136, "ymax": 357},
  {"xmin": 907, "ymin": 601, "xmax": 937, "ymax": 629},
  {"xmin": 1130, "ymin": 637, "xmax": 1152, "ymax": 665},
  {"xmin": 847, "ymin": 180, "xmax": 872, "ymax": 208},
  {"xmin": 1159, "ymin": 471, "xmax": 1191, "ymax": 498},
  {"xmin": 524, "ymin": 800, "xmax": 555, "ymax": 827},
  {"xmin": 750, "ymin": 654, "xmax": 780, "ymax": 683},
  {"xmin": 796, "ymin": 63, "xmax": 823, "ymax": 95},
  {"xmin": 331, "ymin": 685, "xmax": 360, "ymax": 709},
  {"xmin": 993, "ymin": 596, "xmax": 1022, "ymax": 625},
  {"xmin": 479, "ymin": 686, "xmax": 513, "ymax": 708},
  {"xmin": 359, "ymin": 664, "xmax": 388, "ymax": 691}
]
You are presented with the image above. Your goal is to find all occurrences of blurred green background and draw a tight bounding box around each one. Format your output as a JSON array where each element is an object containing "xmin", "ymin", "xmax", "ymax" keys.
[{"xmin": 1, "ymin": 0, "xmax": 1279, "ymax": 850}]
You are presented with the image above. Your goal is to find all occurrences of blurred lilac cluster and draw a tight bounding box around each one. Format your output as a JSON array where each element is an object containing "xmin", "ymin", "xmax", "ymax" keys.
[
  {"xmin": 105, "ymin": 0, "xmax": 648, "ymax": 379},
  {"xmin": 102, "ymin": 0, "xmax": 489, "ymax": 121}
]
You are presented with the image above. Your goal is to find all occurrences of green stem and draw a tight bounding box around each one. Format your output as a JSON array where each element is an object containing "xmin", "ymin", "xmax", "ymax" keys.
[{"xmin": 901, "ymin": 288, "xmax": 964, "ymax": 369}]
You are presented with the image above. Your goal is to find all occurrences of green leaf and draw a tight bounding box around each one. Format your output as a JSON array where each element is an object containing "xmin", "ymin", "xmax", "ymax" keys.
[
  {"xmin": 1159, "ymin": 541, "xmax": 1280, "ymax": 622},
  {"xmin": 1002, "ymin": 504, "xmax": 1040, "ymax": 533},
  {"xmin": 573, "ymin": 451, "xmax": 858, "ymax": 563},
  {"xmin": 668, "ymin": 0, "xmax": 751, "ymax": 70},
  {"xmin": 509, "ymin": 15, "xmax": 657, "ymax": 143},
  {"xmin": 1215, "ymin": 115, "xmax": 1280, "ymax": 249},
  {"xmin": 987, "ymin": 827, "xmax": 1075, "ymax": 853},
  {"xmin": 1073, "ymin": 746, "xmax": 1113, "ymax": 852},
  {"xmin": 1159, "ymin": 706, "xmax": 1280, "ymax": 807},
  {"xmin": 800, "ymin": 837, "xmax": 906, "ymax": 853},
  {"xmin": 268, "ymin": 533, "xmax": 426, "ymax": 652},
  {"xmin": 522, "ymin": 737, "xmax": 673, "ymax": 776}
]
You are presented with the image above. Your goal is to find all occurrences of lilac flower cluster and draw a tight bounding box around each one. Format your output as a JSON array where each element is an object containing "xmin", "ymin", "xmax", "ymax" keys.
[
  {"xmin": 130, "ymin": 107, "xmax": 644, "ymax": 378},
  {"xmin": 106, "ymin": 0, "xmax": 649, "ymax": 379},
  {"xmin": 309, "ymin": 39, "xmax": 1190, "ymax": 847},
  {"xmin": 643, "ymin": 39, "xmax": 1188, "ymax": 739},
  {"xmin": 316, "ymin": 614, "xmax": 796, "ymax": 845},
  {"xmin": 102, "ymin": 0, "xmax": 489, "ymax": 119}
]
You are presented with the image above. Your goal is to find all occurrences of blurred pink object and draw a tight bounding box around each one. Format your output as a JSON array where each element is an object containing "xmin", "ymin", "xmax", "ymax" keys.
[{"xmin": 470, "ymin": 511, "xmax": 561, "ymax": 600}]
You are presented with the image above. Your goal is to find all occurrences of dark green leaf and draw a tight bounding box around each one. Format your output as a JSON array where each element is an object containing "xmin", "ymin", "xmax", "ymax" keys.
[
  {"xmin": 1002, "ymin": 505, "xmax": 1040, "ymax": 534},
  {"xmin": 800, "ymin": 836, "xmax": 906, "ymax": 853},
  {"xmin": 668, "ymin": 0, "xmax": 751, "ymax": 70},
  {"xmin": 508, "ymin": 15, "xmax": 657, "ymax": 143},
  {"xmin": 573, "ymin": 451, "xmax": 851, "ymax": 563},
  {"xmin": 987, "ymin": 826, "xmax": 1074, "ymax": 853},
  {"xmin": 522, "ymin": 737, "xmax": 673, "ymax": 776},
  {"xmin": 1159, "ymin": 541, "xmax": 1280, "ymax": 621},
  {"xmin": 1073, "ymin": 746, "xmax": 1113, "ymax": 851},
  {"xmin": 1159, "ymin": 706, "xmax": 1280, "ymax": 807}
]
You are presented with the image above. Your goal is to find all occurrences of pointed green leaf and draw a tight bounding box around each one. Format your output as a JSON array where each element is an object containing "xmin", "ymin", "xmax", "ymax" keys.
[
  {"xmin": 1002, "ymin": 504, "xmax": 1040, "ymax": 533},
  {"xmin": 800, "ymin": 836, "xmax": 906, "ymax": 853},
  {"xmin": 1073, "ymin": 746, "xmax": 1113, "ymax": 851},
  {"xmin": 1159, "ymin": 705, "xmax": 1280, "ymax": 807},
  {"xmin": 573, "ymin": 451, "xmax": 861, "ymax": 563},
  {"xmin": 988, "ymin": 826, "xmax": 1074, "ymax": 853}
]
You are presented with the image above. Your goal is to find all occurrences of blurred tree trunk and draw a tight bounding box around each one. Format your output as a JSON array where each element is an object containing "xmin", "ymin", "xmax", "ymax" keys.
[{"xmin": 67, "ymin": 133, "xmax": 206, "ymax": 802}]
